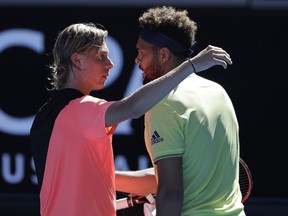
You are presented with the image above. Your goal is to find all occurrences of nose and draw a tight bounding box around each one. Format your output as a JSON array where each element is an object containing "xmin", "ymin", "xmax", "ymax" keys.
[
  {"xmin": 135, "ymin": 56, "xmax": 140, "ymax": 64},
  {"xmin": 107, "ymin": 57, "xmax": 114, "ymax": 69}
]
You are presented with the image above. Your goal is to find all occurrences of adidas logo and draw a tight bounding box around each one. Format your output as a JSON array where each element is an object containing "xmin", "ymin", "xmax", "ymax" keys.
[{"xmin": 151, "ymin": 130, "xmax": 164, "ymax": 145}]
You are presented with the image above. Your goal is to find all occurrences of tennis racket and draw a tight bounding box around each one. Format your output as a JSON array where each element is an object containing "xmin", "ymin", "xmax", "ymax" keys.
[
  {"xmin": 239, "ymin": 158, "xmax": 253, "ymax": 203},
  {"xmin": 116, "ymin": 157, "xmax": 253, "ymax": 210}
]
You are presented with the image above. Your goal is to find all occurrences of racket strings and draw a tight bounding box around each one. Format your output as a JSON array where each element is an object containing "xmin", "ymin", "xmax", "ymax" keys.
[{"xmin": 239, "ymin": 159, "xmax": 253, "ymax": 203}]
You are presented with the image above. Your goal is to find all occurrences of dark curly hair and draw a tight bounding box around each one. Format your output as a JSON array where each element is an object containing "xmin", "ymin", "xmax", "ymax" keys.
[{"xmin": 139, "ymin": 6, "xmax": 197, "ymax": 58}]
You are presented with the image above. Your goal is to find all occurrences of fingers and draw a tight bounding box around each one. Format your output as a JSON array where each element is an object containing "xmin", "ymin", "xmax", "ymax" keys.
[
  {"xmin": 213, "ymin": 53, "xmax": 233, "ymax": 68},
  {"xmin": 207, "ymin": 45, "xmax": 232, "ymax": 67},
  {"xmin": 213, "ymin": 58, "xmax": 228, "ymax": 69},
  {"xmin": 190, "ymin": 45, "xmax": 232, "ymax": 73}
]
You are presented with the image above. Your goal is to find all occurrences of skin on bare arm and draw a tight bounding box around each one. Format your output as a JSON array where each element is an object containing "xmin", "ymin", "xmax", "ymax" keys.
[
  {"xmin": 105, "ymin": 45, "xmax": 232, "ymax": 127},
  {"xmin": 115, "ymin": 167, "xmax": 157, "ymax": 196},
  {"xmin": 156, "ymin": 157, "xmax": 183, "ymax": 216}
]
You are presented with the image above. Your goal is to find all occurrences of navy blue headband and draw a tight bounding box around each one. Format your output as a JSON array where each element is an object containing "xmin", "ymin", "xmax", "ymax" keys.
[{"xmin": 139, "ymin": 28, "xmax": 196, "ymax": 57}]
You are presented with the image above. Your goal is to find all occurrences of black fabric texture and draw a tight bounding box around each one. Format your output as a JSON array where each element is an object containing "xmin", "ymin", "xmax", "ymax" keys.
[{"xmin": 30, "ymin": 88, "xmax": 84, "ymax": 190}]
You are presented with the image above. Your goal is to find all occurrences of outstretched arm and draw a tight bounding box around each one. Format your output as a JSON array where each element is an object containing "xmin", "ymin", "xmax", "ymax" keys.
[
  {"xmin": 115, "ymin": 167, "xmax": 157, "ymax": 196},
  {"xmin": 106, "ymin": 45, "xmax": 232, "ymax": 127}
]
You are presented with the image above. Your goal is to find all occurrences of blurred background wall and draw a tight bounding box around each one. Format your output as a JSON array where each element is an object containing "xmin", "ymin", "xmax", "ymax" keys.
[{"xmin": 0, "ymin": 0, "xmax": 288, "ymax": 215}]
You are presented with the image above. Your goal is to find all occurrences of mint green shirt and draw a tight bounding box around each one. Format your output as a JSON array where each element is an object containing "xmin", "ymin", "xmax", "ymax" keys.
[{"xmin": 144, "ymin": 73, "xmax": 245, "ymax": 215}]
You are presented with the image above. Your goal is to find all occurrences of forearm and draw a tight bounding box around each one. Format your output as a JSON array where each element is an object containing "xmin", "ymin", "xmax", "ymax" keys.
[
  {"xmin": 125, "ymin": 60, "xmax": 192, "ymax": 118},
  {"xmin": 106, "ymin": 60, "xmax": 193, "ymax": 126},
  {"xmin": 115, "ymin": 168, "xmax": 157, "ymax": 196}
]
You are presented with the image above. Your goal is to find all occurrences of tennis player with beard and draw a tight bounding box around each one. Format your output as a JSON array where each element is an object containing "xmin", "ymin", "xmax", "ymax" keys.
[{"xmin": 134, "ymin": 6, "xmax": 244, "ymax": 216}]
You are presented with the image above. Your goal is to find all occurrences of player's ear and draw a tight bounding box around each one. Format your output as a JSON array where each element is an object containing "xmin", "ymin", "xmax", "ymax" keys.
[
  {"xmin": 159, "ymin": 47, "xmax": 170, "ymax": 63},
  {"xmin": 71, "ymin": 52, "xmax": 82, "ymax": 69}
]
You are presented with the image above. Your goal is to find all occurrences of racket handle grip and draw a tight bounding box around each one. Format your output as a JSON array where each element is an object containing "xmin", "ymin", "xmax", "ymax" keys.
[{"xmin": 116, "ymin": 195, "xmax": 155, "ymax": 210}]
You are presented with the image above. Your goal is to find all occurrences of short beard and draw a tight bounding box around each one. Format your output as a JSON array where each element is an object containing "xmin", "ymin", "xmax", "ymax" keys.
[{"xmin": 143, "ymin": 60, "xmax": 163, "ymax": 85}]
